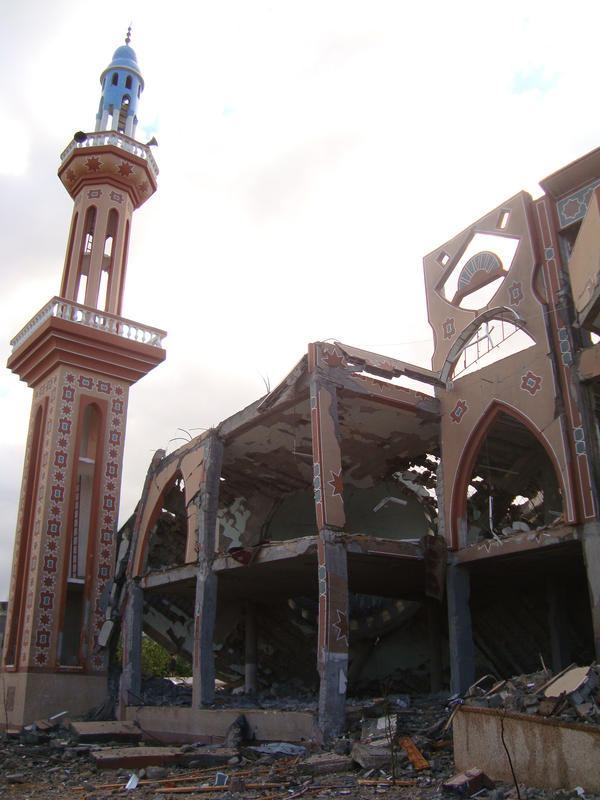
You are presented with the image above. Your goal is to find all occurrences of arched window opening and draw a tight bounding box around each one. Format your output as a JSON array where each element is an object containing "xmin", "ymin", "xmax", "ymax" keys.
[
  {"xmin": 125, "ymin": 75, "xmax": 132, "ymax": 89},
  {"xmin": 117, "ymin": 95, "xmax": 131, "ymax": 133},
  {"xmin": 464, "ymin": 412, "xmax": 562, "ymax": 546},
  {"xmin": 99, "ymin": 209, "xmax": 118, "ymax": 312},
  {"xmin": 59, "ymin": 403, "xmax": 102, "ymax": 666},
  {"xmin": 451, "ymin": 316, "xmax": 536, "ymax": 380},
  {"xmin": 146, "ymin": 474, "xmax": 187, "ymax": 570},
  {"xmin": 112, "ymin": 72, "xmax": 118, "ymax": 86},
  {"xmin": 4, "ymin": 404, "xmax": 45, "ymax": 667},
  {"xmin": 439, "ymin": 233, "xmax": 519, "ymax": 310},
  {"xmin": 76, "ymin": 206, "xmax": 96, "ymax": 305}
]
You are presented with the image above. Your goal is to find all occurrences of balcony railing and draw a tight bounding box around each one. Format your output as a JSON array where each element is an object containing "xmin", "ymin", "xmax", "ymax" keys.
[
  {"xmin": 60, "ymin": 131, "xmax": 159, "ymax": 179},
  {"xmin": 11, "ymin": 297, "xmax": 166, "ymax": 352}
]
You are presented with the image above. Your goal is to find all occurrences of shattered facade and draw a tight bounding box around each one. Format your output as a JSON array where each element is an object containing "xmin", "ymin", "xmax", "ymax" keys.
[
  {"xmin": 114, "ymin": 147, "xmax": 600, "ymax": 741},
  {"xmin": 4, "ymin": 35, "xmax": 600, "ymax": 743}
]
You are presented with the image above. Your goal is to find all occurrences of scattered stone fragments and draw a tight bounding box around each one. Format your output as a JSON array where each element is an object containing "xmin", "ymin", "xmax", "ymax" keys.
[
  {"xmin": 3, "ymin": 689, "xmax": 600, "ymax": 798},
  {"xmin": 443, "ymin": 767, "xmax": 495, "ymax": 795},
  {"xmin": 460, "ymin": 665, "xmax": 600, "ymax": 724}
]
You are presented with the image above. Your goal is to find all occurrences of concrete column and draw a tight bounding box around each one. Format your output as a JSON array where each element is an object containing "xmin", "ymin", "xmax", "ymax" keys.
[
  {"xmin": 447, "ymin": 564, "xmax": 475, "ymax": 694},
  {"xmin": 317, "ymin": 530, "xmax": 348, "ymax": 741},
  {"xmin": 245, "ymin": 601, "xmax": 258, "ymax": 694},
  {"xmin": 192, "ymin": 563, "xmax": 218, "ymax": 706},
  {"xmin": 427, "ymin": 598, "xmax": 443, "ymax": 693},
  {"xmin": 191, "ymin": 434, "xmax": 224, "ymax": 708},
  {"xmin": 546, "ymin": 575, "xmax": 570, "ymax": 672},
  {"xmin": 118, "ymin": 580, "xmax": 143, "ymax": 718},
  {"xmin": 582, "ymin": 522, "xmax": 600, "ymax": 659}
]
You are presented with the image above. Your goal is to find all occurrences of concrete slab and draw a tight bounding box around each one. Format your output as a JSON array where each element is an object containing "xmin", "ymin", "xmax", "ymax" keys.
[
  {"xmin": 69, "ymin": 720, "xmax": 142, "ymax": 743},
  {"xmin": 125, "ymin": 706, "xmax": 317, "ymax": 744},
  {"xmin": 453, "ymin": 705, "xmax": 600, "ymax": 792},
  {"xmin": 92, "ymin": 746, "xmax": 191, "ymax": 770}
]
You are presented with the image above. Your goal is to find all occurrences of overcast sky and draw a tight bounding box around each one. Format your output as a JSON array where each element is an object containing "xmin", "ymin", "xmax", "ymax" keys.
[{"xmin": 1, "ymin": 0, "xmax": 599, "ymax": 599}]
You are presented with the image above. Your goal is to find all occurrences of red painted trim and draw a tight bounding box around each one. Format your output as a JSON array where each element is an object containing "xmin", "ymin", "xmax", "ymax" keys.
[
  {"xmin": 535, "ymin": 196, "xmax": 597, "ymax": 521},
  {"xmin": 3, "ymin": 398, "xmax": 48, "ymax": 668},
  {"xmin": 55, "ymin": 395, "xmax": 108, "ymax": 669}
]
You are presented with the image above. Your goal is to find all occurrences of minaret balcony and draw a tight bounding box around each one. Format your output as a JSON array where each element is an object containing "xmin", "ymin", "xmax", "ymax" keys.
[
  {"xmin": 60, "ymin": 131, "xmax": 158, "ymax": 178},
  {"xmin": 8, "ymin": 296, "xmax": 166, "ymax": 387},
  {"xmin": 59, "ymin": 131, "xmax": 158, "ymax": 208}
]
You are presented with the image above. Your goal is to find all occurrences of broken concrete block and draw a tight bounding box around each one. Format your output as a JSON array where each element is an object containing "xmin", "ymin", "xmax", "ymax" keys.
[
  {"xmin": 361, "ymin": 714, "xmax": 397, "ymax": 741},
  {"xmin": 183, "ymin": 746, "xmax": 239, "ymax": 768},
  {"xmin": 351, "ymin": 741, "xmax": 395, "ymax": 770},
  {"xmin": 97, "ymin": 619, "xmax": 114, "ymax": 648},
  {"xmin": 223, "ymin": 714, "xmax": 250, "ymax": 748},
  {"xmin": 69, "ymin": 720, "xmax": 142, "ymax": 744},
  {"xmin": 299, "ymin": 753, "xmax": 354, "ymax": 775},
  {"xmin": 91, "ymin": 746, "xmax": 193, "ymax": 770},
  {"xmin": 443, "ymin": 767, "xmax": 494, "ymax": 795},
  {"xmin": 543, "ymin": 666, "xmax": 596, "ymax": 701}
]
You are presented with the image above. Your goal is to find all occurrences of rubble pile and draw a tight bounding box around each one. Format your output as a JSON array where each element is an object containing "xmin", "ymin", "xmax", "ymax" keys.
[
  {"xmin": 2, "ymin": 687, "xmax": 600, "ymax": 798},
  {"xmin": 460, "ymin": 664, "xmax": 600, "ymax": 724}
]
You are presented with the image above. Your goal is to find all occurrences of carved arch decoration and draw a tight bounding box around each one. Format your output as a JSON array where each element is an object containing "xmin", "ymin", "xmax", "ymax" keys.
[
  {"xmin": 448, "ymin": 400, "xmax": 566, "ymax": 550},
  {"xmin": 440, "ymin": 306, "xmax": 533, "ymax": 384}
]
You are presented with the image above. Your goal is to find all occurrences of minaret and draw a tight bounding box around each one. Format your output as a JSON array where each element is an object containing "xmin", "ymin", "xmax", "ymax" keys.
[{"xmin": 1, "ymin": 33, "xmax": 165, "ymax": 726}]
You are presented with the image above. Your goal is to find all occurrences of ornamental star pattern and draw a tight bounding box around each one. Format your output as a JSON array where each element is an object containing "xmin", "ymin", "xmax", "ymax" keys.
[
  {"xmin": 322, "ymin": 348, "xmax": 346, "ymax": 368},
  {"xmin": 520, "ymin": 371, "xmax": 542, "ymax": 396},
  {"xmin": 328, "ymin": 468, "xmax": 343, "ymax": 498},
  {"xmin": 333, "ymin": 610, "xmax": 349, "ymax": 646},
  {"xmin": 117, "ymin": 161, "xmax": 134, "ymax": 177},
  {"xmin": 85, "ymin": 156, "xmax": 102, "ymax": 172}
]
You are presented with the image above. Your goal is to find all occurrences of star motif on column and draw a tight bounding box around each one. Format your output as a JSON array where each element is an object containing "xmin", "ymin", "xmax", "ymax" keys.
[
  {"xmin": 85, "ymin": 156, "xmax": 102, "ymax": 172},
  {"xmin": 328, "ymin": 468, "xmax": 343, "ymax": 497},
  {"xmin": 333, "ymin": 609, "xmax": 349, "ymax": 646},
  {"xmin": 322, "ymin": 347, "xmax": 346, "ymax": 367},
  {"xmin": 117, "ymin": 161, "xmax": 134, "ymax": 177}
]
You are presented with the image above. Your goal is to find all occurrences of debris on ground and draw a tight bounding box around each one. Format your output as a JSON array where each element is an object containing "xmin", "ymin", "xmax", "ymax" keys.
[
  {"xmin": 460, "ymin": 664, "xmax": 600, "ymax": 724},
  {"xmin": 1, "ymin": 688, "xmax": 599, "ymax": 798}
]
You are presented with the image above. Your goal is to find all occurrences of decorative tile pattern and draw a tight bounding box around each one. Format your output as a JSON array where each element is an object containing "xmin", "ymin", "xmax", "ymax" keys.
[
  {"xmin": 520, "ymin": 371, "xmax": 543, "ymax": 396},
  {"xmin": 557, "ymin": 327, "xmax": 573, "ymax": 367},
  {"xmin": 574, "ymin": 427, "xmax": 587, "ymax": 455},
  {"xmin": 557, "ymin": 178, "xmax": 600, "ymax": 228},
  {"xmin": 24, "ymin": 369, "xmax": 128, "ymax": 672},
  {"xmin": 450, "ymin": 399, "xmax": 468, "ymax": 424},
  {"xmin": 442, "ymin": 318, "xmax": 455, "ymax": 339},
  {"xmin": 507, "ymin": 280, "xmax": 524, "ymax": 307}
]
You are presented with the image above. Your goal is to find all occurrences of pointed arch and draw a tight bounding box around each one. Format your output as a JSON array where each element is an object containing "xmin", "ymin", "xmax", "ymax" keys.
[
  {"xmin": 132, "ymin": 468, "xmax": 190, "ymax": 576},
  {"xmin": 441, "ymin": 306, "xmax": 533, "ymax": 384},
  {"xmin": 449, "ymin": 400, "xmax": 565, "ymax": 549}
]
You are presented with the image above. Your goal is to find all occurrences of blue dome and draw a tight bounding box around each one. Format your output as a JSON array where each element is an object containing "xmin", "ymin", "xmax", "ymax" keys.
[{"xmin": 100, "ymin": 44, "xmax": 144, "ymax": 89}]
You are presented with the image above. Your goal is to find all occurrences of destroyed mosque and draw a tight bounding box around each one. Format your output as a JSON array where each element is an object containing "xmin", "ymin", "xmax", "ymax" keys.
[{"xmin": 2, "ymin": 36, "xmax": 600, "ymax": 744}]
